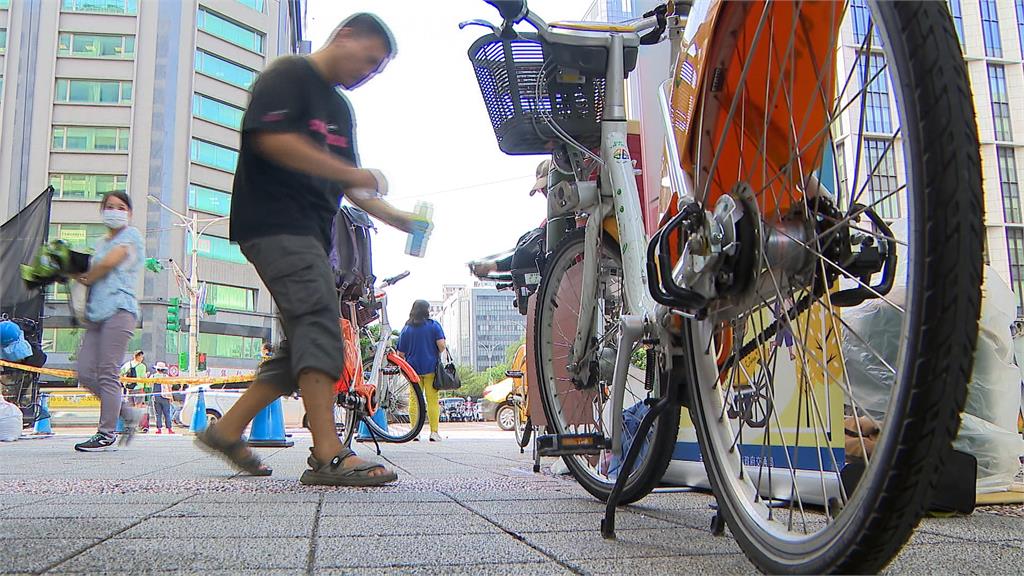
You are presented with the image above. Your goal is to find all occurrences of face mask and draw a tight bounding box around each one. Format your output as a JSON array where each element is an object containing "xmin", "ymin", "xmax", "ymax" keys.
[{"xmin": 103, "ymin": 209, "xmax": 129, "ymax": 229}]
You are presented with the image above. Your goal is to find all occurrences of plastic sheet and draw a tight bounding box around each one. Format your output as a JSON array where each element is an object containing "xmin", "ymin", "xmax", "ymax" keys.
[
  {"xmin": 0, "ymin": 398, "xmax": 21, "ymax": 442},
  {"xmin": 840, "ymin": 217, "xmax": 1023, "ymax": 492}
]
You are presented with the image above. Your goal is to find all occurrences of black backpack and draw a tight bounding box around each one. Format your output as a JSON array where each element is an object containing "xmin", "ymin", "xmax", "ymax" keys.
[{"xmin": 332, "ymin": 205, "xmax": 375, "ymax": 301}]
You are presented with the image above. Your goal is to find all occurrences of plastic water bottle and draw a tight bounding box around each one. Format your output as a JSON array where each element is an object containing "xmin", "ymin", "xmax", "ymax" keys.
[{"xmin": 405, "ymin": 201, "xmax": 433, "ymax": 258}]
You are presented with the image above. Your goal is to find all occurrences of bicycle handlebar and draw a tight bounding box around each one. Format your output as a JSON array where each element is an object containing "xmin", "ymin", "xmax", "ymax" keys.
[{"xmin": 380, "ymin": 271, "xmax": 410, "ymax": 288}]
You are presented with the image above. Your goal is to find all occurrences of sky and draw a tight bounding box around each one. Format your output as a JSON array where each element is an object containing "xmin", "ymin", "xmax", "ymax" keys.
[{"xmin": 305, "ymin": 0, "xmax": 594, "ymax": 319}]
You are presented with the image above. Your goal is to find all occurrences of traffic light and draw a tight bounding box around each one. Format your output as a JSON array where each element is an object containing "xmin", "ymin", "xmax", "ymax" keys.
[
  {"xmin": 166, "ymin": 297, "xmax": 180, "ymax": 331},
  {"xmin": 178, "ymin": 351, "xmax": 188, "ymax": 371},
  {"xmin": 197, "ymin": 353, "xmax": 207, "ymax": 371},
  {"xmin": 203, "ymin": 303, "xmax": 217, "ymax": 316}
]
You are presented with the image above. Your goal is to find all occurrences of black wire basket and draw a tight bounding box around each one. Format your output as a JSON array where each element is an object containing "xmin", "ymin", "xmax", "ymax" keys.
[{"xmin": 468, "ymin": 33, "xmax": 606, "ymax": 155}]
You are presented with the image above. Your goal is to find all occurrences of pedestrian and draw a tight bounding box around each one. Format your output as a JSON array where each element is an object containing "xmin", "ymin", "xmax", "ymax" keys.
[
  {"xmin": 195, "ymin": 12, "xmax": 422, "ymax": 485},
  {"xmin": 260, "ymin": 342, "xmax": 273, "ymax": 364},
  {"xmin": 73, "ymin": 191, "xmax": 145, "ymax": 452},
  {"xmin": 171, "ymin": 383, "xmax": 186, "ymax": 427},
  {"xmin": 119, "ymin": 350, "xmax": 146, "ymax": 408},
  {"xmin": 396, "ymin": 300, "xmax": 446, "ymax": 442},
  {"xmin": 151, "ymin": 362, "xmax": 174, "ymax": 435}
]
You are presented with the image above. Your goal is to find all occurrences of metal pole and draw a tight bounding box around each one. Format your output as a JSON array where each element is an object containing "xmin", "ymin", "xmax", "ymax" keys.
[{"xmin": 188, "ymin": 212, "xmax": 199, "ymax": 377}]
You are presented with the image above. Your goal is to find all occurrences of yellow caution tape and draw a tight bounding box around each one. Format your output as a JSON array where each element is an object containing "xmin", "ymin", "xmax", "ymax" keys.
[{"xmin": 0, "ymin": 359, "xmax": 255, "ymax": 385}]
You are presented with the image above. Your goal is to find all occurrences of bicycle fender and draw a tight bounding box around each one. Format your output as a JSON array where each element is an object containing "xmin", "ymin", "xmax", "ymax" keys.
[{"xmin": 385, "ymin": 352, "xmax": 421, "ymax": 384}]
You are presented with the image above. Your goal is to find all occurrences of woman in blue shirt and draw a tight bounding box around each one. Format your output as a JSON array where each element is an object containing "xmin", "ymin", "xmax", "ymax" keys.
[
  {"xmin": 396, "ymin": 300, "xmax": 446, "ymax": 441},
  {"xmin": 73, "ymin": 191, "xmax": 145, "ymax": 452}
]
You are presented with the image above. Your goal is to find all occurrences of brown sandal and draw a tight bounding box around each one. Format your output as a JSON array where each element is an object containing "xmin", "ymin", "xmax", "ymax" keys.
[
  {"xmin": 195, "ymin": 425, "xmax": 272, "ymax": 476},
  {"xmin": 299, "ymin": 447, "xmax": 397, "ymax": 486}
]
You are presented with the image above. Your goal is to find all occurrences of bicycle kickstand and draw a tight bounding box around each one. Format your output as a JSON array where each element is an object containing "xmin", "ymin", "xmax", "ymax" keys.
[{"xmin": 601, "ymin": 392, "xmax": 674, "ymax": 540}]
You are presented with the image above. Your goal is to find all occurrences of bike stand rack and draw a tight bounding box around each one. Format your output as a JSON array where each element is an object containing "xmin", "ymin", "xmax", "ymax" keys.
[{"xmin": 600, "ymin": 385, "xmax": 677, "ymax": 539}]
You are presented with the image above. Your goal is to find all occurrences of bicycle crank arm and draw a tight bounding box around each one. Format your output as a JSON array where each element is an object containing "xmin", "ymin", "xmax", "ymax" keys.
[{"xmin": 609, "ymin": 314, "xmax": 646, "ymax": 456}]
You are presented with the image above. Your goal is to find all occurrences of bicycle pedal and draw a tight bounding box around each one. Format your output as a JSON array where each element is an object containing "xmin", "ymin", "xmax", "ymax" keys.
[{"xmin": 536, "ymin": 433, "xmax": 609, "ymax": 456}]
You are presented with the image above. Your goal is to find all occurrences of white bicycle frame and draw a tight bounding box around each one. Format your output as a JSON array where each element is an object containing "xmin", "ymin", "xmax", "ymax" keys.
[{"xmin": 522, "ymin": 12, "xmax": 677, "ymax": 454}]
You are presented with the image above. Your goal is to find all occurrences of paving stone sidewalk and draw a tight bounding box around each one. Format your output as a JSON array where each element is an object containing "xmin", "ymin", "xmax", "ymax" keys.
[{"xmin": 1, "ymin": 430, "xmax": 1021, "ymax": 575}]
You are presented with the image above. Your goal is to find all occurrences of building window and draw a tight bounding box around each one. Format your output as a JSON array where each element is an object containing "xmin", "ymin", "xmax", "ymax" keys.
[
  {"xmin": 0, "ymin": 0, "xmax": 8, "ymax": 10},
  {"xmin": 1016, "ymin": 0, "xmax": 1024, "ymax": 59},
  {"xmin": 194, "ymin": 50, "xmax": 256, "ymax": 89},
  {"xmin": 191, "ymin": 138, "xmax": 239, "ymax": 173},
  {"xmin": 948, "ymin": 0, "xmax": 966, "ymax": 50},
  {"xmin": 187, "ymin": 234, "xmax": 246, "ymax": 264},
  {"xmin": 857, "ymin": 52, "xmax": 892, "ymax": 134},
  {"xmin": 189, "ymin": 184, "xmax": 232, "ymax": 216},
  {"xmin": 55, "ymin": 79, "xmax": 132, "ymax": 105},
  {"xmin": 192, "ymin": 94, "xmax": 244, "ymax": 130},
  {"xmin": 1006, "ymin": 228, "xmax": 1024, "ymax": 316},
  {"xmin": 198, "ymin": 333, "xmax": 262, "ymax": 359},
  {"xmin": 988, "ymin": 65, "xmax": 1013, "ymax": 142},
  {"xmin": 980, "ymin": 0, "xmax": 1003, "ymax": 57},
  {"xmin": 236, "ymin": 0, "xmax": 264, "ymax": 13},
  {"xmin": 1000, "ymin": 148, "xmax": 1022, "ymax": 224},
  {"xmin": 48, "ymin": 223, "xmax": 108, "ymax": 250},
  {"xmin": 41, "ymin": 328, "xmax": 85, "ymax": 354},
  {"xmin": 0, "ymin": 28, "xmax": 6, "ymax": 54},
  {"xmin": 198, "ymin": 7, "xmax": 265, "ymax": 54},
  {"xmin": 61, "ymin": 0, "xmax": 137, "ymax": 15},
  {"xmin": 850, "ymin": 0, "xmax": 882, "ymax": 46},
  {"xmin": 205, "ymin": 283, "xmax": 256, "ymax": 312},
  {"xmin": 58, "ymin": 33, "xmax": 135, "ymax": 59},
  {"xmin": 863, "ymin": 139, "xmax": 900, "ymax": 219},
  {"xmin": 49, "ymin": 173, "xmax": 127, "ymax": 201},
  {"xmin": 52, "ymin": 126, "xmax": 130, "ymax": 152}
]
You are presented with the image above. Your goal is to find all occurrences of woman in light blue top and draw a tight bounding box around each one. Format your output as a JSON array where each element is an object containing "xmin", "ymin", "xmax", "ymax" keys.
[{"xmin": 73, "ymin": 191, "xmax": 146, "ymax": 452}]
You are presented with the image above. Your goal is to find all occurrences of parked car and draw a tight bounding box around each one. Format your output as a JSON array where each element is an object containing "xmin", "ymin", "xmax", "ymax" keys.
[
  {"xmin": 480, "ymin": 378, "xmax": 516, "ymax": 431},
  {"xmin": 180, "ymin": 383, "xmax": 307, "ymax": 429}
]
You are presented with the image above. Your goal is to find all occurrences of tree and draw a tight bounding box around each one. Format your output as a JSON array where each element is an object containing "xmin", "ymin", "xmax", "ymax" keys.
[
  {"xmin": 505, "ymin": 336, "xmax": 526, "ymax": 364},
  {"xmin": 450, "ymin": 364, "xmax": 488, "ymax": 399}
]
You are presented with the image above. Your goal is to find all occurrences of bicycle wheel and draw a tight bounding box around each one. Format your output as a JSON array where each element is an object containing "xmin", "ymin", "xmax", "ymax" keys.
[
  {"xmin": 535, "ymin": 229, "xmax": 680, "ymax": 503},
  {"xmin": 675, "ymin": 2, "xmax": 981, "ymax": 572},
  {"xmin": 335, "ymin": 400, "xmax": 358, "ymax": 447},
  {"xmin": 363, "ymin": 359, "xmax": 426, "ymax": 443}
]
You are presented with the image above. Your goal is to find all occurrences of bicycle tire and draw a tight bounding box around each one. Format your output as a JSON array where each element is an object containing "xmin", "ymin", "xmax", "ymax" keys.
[
  {"xmin": 362, "ymin": 360, "xmax": 427, "ymax": 443},
  {"xmin": 681, "ymin": 2, "xmax": 981, "ymax": 572},
  {"xmin": 534, "ymin": 229, "xmax": 679, "ymax": 504},
  {"xmin": 515, "ymin": 414, "xmax": 533, "ymax": 449}
]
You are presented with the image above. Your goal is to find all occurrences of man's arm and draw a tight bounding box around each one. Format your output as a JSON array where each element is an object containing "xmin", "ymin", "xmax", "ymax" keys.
[
  {"xmin": 252, "ymin": 132, "xmax": 382, "ymax": 191},
  {"xmin": 346, "ymin": 194, "xmax": 418, "ymax": 234}
]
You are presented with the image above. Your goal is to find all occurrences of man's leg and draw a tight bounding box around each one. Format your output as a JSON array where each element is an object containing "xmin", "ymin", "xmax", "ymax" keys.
[
  {"xmin": 213, "ymin": 379, "xmax": 285, "ymax": 439},
  {"xmin": 298, "ymin": 369, "xmax": 343, "ymax": 463}
]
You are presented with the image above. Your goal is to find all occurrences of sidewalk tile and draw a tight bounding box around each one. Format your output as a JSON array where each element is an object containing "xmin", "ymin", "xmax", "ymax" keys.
[
  {"xmin": 156, "ymin": 502, "xmax": 317, "ymax": 518},
  {"xmin": 0, "ymin": 538, "xmax": 98, "ymax": 574},
  {"xmin": 118, "ymin": 515, "xmax": 314, "ymax": 538},
  {"xmin": 317, "ymin": 511, "xmax": 499, "ymax": 537},
  {"xmin": 0, "ymin": 503, "xmax": 164, "ymax": 519},
  {"xmin": 571, "ymin": 553, "xmax": 757, "ymax": 575},
  {"xmin": 51, "ymin": 537, "xmax": 309, "ymax": 572},
  {"xmin": 317, "ymin": 562, "xmax": 573, "ymax": 575},
  {"xmin": 319, "ymin": 501, "xmax": 466, "ymax": 517},
  {"xmin": 0, "ymin": 518, "xmax": 136, "ymax": 540},
  {"xmin": 519, "ymin": 527, "xmax": 742, "ymax": 561},
  {"xmin": 884, "ymin": 542, "xmax": 1024, "ymax": 574},
  {"xmin": 315, "ymin": 534, "xmax": 547, "ymax": 568},
  {"xmin": 484, "ymin": 511, "xmax": 678, "ymax": 533}
]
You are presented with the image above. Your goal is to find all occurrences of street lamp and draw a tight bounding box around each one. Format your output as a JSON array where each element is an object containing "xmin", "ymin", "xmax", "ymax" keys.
[{"xmin": 148, "ymin": 195, "xmax": 228, "ymax": 377}]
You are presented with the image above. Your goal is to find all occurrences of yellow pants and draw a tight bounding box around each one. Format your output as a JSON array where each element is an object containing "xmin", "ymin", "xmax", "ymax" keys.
[{"xmin": 410, "ymin": 372, "xmax": 440, "ymax": 433}]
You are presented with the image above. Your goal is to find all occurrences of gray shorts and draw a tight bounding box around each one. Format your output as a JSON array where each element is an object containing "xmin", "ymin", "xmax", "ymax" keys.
[{"xmin": 240, "ymin": 234, "xmax": 342, "ymax": 395}]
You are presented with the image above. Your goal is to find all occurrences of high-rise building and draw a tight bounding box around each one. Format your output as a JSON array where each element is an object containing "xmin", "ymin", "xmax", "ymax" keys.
[
  {"xmin": 831, "ymin": 0, "xmax": 1024, "ymax": 315},
  {"xmin": 438, "ymin": 282, "xmax": 525, "ymax": 372},
  {"xmin": 0, "ymin": 0, "xmax": 306, "ymax": 374}
]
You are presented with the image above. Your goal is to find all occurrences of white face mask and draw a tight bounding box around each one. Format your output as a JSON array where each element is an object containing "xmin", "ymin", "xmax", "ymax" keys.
[{"xmin": 102, "ymin": 209, "xmax": 129, "ymax": 229}]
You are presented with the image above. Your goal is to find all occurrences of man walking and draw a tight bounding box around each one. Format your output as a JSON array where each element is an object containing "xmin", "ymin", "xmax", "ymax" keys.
[{"xmin": 196, "ymin": 13, "xmax": 419, "ymax": 486}]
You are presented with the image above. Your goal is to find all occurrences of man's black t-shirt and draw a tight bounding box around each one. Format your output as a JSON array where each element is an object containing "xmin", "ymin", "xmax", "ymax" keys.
[{"xmin": 230, "ymin": 56, "xmax": 357, "ymax": 251}]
